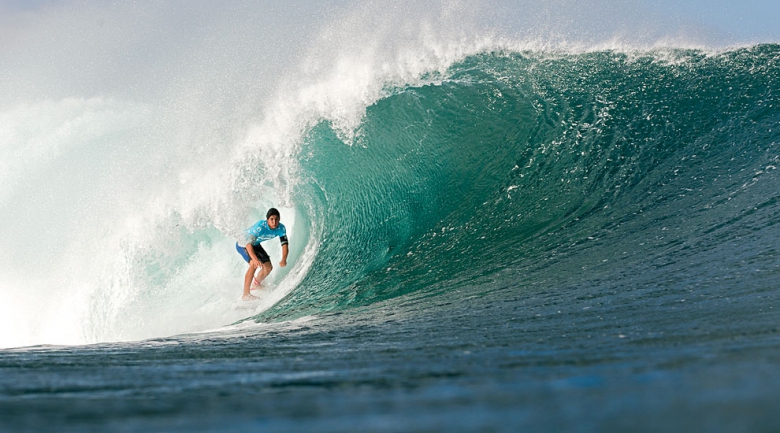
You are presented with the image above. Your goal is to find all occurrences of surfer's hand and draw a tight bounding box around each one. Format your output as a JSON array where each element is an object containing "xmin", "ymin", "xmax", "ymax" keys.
[
  {"xmin": 279, "ymin": 259, "xmax": 287, "ymax": 268},
  {"xmin": 250, "ymin": 258, "xmax": 261, "ymax": 268}
]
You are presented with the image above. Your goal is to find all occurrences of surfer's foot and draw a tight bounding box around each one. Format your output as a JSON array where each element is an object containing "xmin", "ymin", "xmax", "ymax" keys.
[{"xmin": 241, "ymin": 293, "xmax": 259, "ymax": 301}]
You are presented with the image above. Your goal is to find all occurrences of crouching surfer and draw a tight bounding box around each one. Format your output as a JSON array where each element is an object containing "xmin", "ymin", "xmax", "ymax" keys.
[{"xmin": 236, "ymin": 208, "xmax": 288, "ymax": 301}]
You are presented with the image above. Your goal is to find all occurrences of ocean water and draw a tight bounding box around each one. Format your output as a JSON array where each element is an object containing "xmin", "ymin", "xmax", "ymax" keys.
[{"xmin": 1, "ymin": 2, "xmax": 779, "ymax": 431}]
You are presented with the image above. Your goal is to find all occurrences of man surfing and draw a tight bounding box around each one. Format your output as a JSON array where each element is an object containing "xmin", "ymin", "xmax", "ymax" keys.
[{"xmin": 236, "ymin": 208, "xmax": 289, "ymax": 301}]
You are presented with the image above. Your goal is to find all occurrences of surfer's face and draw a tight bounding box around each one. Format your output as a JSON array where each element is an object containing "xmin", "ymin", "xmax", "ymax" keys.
[{"xmin": 268, "ymin": 215, "xmax": 280, "ymax": 229}]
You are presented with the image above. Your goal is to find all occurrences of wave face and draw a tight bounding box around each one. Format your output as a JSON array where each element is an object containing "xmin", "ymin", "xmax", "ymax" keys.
[{"xmin": 258, "ymin": 45, "xmax": 780, "ymax": 322}]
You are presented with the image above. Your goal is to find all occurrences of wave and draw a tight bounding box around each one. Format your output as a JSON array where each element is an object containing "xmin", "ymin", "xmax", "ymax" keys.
[
  {"xmin": 1, "ymin": 1, "xmax": 777, "ymax": 349},
  {"xmin": 255, "ymin": 45, "xmax": 780, "ymax": 322}
]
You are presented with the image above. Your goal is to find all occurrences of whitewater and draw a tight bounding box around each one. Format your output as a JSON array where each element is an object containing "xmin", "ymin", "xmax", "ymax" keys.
[{"xmin": 1, "ymin": 1, "xmax": 779, "ymax": 431}]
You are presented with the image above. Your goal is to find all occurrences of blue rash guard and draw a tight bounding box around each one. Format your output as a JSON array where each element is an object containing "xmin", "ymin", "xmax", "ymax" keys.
[{"xmin": 244, "ymin": 220, "xmax": 288, "ymax": 246}]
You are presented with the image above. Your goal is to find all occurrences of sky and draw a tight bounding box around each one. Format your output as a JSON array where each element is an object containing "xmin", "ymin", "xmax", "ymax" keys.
[
  {"xmin": 0, "ymin": 0, "xmax": 778, "ymax": 43},
  {"xmin": 654, "ymin": 0, "xmax": 780, "ymax": 42}
]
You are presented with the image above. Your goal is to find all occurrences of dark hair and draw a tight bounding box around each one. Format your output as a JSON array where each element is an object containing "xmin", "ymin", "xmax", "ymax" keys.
[{"xmin": 266, "ymin": 208, "xmax": 280, "ymax": 219}]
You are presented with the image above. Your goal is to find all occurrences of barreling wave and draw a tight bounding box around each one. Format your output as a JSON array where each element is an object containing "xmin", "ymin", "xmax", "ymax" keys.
[
  {"xmin": 251, "ymin": 44, "xmax": 780, "ymax": 322},
  {"xmin": 2, "ymin": 40, "xmax": 778, "ymax": 348}
]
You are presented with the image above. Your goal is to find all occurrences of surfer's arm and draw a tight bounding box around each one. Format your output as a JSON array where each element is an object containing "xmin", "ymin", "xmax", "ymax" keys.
[
  {"xmin": 279, "ymin": 234, "xmax": 288, "ymax": 267},
  {"xmin": 280, "ymin": 244, "xmax": 288, "ymax": 267}
]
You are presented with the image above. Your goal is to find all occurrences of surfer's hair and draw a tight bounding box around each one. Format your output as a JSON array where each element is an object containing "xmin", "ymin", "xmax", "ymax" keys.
[{"xmin": 266, "ymin": 208, "xmax": 280, "ymax": 219}]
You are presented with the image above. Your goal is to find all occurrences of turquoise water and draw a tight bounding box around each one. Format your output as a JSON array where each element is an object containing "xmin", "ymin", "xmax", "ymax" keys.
[
  {"xmin": 261, "ymin": 46, "xmax": 780, "ymax": 322},
  {"xmin": 1, "ymin": 2, "xmax": 779, "ymax": 430}
]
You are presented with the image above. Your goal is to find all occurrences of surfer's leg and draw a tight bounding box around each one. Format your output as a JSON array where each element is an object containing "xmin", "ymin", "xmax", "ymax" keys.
[
  {"xmin": 253, "ymin": 262, "xmax": 273, "ymax": 288},
  {"xmin": 238, "ymin": 243, "xmax": 259, "ymax": 300},
  {"xmin": 248, "ymin": 244, "xmax": 272, "ymax": 294},
  {"xmin": 243, "ymin": 261, "xmax": 260, "ymax": 300}
]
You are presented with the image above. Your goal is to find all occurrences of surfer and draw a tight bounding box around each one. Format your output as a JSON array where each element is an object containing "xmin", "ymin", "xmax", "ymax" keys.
[{"xmin": 236, "ymin": 208, "xmax": 289, "ymax": 301}]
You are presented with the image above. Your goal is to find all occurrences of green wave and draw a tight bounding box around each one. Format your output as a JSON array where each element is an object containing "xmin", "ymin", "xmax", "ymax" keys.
[{"xmin": 255, "ymin": 45, "xmax": 780, "ymax": 322}]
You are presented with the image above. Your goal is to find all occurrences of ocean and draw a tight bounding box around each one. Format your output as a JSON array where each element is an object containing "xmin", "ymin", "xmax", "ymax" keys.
[{"xmin": 1, "ymin": 2, "xmax": 779, "ymax": 431}]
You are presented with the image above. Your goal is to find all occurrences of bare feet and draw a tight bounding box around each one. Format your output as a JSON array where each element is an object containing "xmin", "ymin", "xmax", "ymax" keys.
[{"xmin": 241, "ymin": 293, "xmax": 259, "ymax": 301}]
